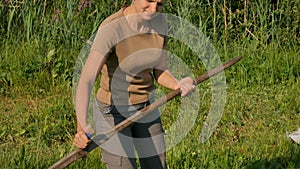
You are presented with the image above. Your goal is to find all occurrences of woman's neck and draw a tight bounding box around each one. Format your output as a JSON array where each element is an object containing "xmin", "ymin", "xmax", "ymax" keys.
[{"xmin": 123, "ymin": 6, "xmax": 150, "ymax": 32}]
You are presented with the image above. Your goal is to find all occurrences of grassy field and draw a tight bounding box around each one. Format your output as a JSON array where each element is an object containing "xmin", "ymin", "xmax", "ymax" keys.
[{"xmin": 0, "ymin": 0, "xmax": 299, "ymax": 168}]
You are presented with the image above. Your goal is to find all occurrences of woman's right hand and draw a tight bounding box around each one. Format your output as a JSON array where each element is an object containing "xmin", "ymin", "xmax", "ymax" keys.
[{"xmin": 73, "ymin": 131, "xmax": 90, "ymax": 149}]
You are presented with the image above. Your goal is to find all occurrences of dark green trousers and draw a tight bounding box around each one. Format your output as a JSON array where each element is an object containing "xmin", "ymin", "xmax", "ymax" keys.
[{"xmin": 93, "ymin": 99, "xmax": 167, "ymax": 169}]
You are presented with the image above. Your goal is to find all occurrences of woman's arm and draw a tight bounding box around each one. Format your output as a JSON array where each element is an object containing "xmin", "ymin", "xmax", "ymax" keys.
[
  {"xmin": 73, "ymin": 50, "xmax": 107, "ymax": 149},
  {"xmin": 154, "ymin": 69, "xmax": 195, "ymax": 97},
  {"xmin": 154, "ymin": 55, "xmax": 195, "ymax": 97},
  {"xmin": 154, "ymin": 69, "xmax": 179, "ymax": 90}
]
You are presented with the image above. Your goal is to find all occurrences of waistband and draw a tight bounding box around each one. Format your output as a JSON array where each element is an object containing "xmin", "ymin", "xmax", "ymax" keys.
[{"xmin": 112, "ymin": 101, "xmax": 150, "ymax": 113}]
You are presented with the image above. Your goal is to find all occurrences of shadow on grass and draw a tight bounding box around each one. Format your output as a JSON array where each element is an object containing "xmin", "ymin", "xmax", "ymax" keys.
[{"xmin": 246, "ymin": 144, "xmax": 300, "ymax": 169}]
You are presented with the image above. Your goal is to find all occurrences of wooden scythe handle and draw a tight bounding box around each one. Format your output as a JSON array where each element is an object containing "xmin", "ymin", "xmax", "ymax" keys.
[{"xmin": 49, "ymin": 56, "xmax": 242, "ymax": 169}]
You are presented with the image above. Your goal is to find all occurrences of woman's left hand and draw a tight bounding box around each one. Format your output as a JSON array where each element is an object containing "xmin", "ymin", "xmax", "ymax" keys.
[{"xmin": 179, "ymin": 77, "xmax": 196, "ymax": 97}]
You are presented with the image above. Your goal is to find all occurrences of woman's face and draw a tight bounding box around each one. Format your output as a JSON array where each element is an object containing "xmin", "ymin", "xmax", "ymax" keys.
[{"xmin": 132, "ymin": 0, "xmax": 165, "ymax": 20}]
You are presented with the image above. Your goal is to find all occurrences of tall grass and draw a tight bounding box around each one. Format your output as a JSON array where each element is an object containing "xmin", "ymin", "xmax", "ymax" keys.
[{"xmin": 0, "ymin": 0, "xmax": 299, "ymax": 168}]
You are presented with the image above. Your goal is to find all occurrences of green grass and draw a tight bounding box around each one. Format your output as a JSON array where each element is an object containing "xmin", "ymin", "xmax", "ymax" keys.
[{"xmin": 1, "ymin": 0, "xmax": 299, "ymax": 168}]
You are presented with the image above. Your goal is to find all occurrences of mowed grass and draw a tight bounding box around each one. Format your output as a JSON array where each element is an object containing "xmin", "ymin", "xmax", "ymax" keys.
[{"xmin": 1, "ymin": 0, "xmax": 299, "ymax": 168}]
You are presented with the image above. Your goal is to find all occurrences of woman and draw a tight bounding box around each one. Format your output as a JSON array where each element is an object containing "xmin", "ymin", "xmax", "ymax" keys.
[{"xmin": 73, "ymin": 0, "xmax": 195, "ymax": 168}]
